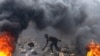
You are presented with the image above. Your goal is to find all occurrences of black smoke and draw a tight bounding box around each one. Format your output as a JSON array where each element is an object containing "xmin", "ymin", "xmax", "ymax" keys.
[
  {"xmin": 73, "ymin": 0, "xmax": 100, "ymax": 56},
  {"xmin": 0, "ymin": 0, "xmax": 32, "ymax": 39},
  {"xmin": 0, "ymin": 0, "xmax": 87, "ymax": 37},
  {"xmin": 1, "ymin": 0, "xmax": 100, "ymax": 55}
]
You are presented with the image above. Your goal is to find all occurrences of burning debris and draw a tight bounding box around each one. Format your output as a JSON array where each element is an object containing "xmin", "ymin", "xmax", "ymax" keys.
[
  {"xmin": 0, "ymin": 31, "xmax": 15, "ymax": 56},
  {"xmin": 86, "ymin": 40, "xmax": 100, "ymax": 56}
]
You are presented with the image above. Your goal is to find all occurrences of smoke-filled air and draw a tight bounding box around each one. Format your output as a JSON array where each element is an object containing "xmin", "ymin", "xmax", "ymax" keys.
[{"xmin": 0, "ymin": 0, "xmax": 100, "ymax": 56}]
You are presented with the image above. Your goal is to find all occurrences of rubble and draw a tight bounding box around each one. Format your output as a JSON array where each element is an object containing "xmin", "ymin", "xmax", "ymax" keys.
[
  {"xmin": 13, "ymin": 37, "xmax": 78, "ymax": 56},
  {"xmin": 13, "ymin": 38, "xmax": 42, "ymax": 56},
  {"xmin": 59, "ymin": 48, "xmax": 66, "ymax": 56}
]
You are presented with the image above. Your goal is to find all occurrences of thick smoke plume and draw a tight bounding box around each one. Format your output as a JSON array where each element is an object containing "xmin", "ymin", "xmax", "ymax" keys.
[
  {"xmin": 0, "ymin": 0, "xmax": 87, "ymax": 36},
  {"xmin": 0, "ymin": 0, "xmax": 100, "ymax": 55}
]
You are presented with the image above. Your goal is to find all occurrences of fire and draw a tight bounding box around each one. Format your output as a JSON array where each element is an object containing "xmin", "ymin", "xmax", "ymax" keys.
[
  {"xmin": 86, "ymin": 40, "xmax": 100, "ymax": 56},
  {"xmin": 0, "ymin": 31, "xmax": 15, "ymax": 56}
]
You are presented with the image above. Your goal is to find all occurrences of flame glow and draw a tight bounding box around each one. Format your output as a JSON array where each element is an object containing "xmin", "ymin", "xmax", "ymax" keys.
[
  {"xmin": 0, "ymin": 31, "xmax": 15, "ymax": 56},
  {"xmin": 86, "ymin": 40, "xmax": 100, "ymax": 56}
]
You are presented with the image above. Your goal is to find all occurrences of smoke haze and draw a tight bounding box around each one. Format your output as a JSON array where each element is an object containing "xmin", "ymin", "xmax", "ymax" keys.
[{"xmin": 0, "ymin": 0, "xmax": 100, "ymax": 55}]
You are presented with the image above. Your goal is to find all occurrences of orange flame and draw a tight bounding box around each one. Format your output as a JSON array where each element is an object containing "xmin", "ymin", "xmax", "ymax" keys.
[
  {"xmin": 0, "ymin": 31, "xmax": 15, "ymax": 56},
  {"xmin": 86, "ymin": 40, "xmax": 100, "ymax": 56}
]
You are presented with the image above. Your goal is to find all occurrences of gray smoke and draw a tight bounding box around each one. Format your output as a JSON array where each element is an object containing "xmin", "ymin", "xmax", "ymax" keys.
[
  {"xmin": 0, "ymin": 0, "xmax": 87, "ymax": 37},
  {"xmin": 0, "ymin": 0, "xmax": 33, "ymax": 38},
  {"xmin": 0, "ymin": 0, "xmax": 100, "ymax": 55},
  {"xmin": 74, "ymin": 0, "xmax": 100, "ymax": 56},
  {"xmin": 15, "ymin": 0, "xmax": 87, "ymax": 33}
]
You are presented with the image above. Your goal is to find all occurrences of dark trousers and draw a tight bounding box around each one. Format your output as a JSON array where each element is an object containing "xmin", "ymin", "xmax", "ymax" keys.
[{"xmin": 50, "ymin": 42, "xmax": 59, "ymax": 52}]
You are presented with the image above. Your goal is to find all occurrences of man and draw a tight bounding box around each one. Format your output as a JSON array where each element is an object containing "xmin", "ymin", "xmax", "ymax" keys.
[{"xmin": 42, "ymin": 34, "xmax": 61, "ymax": 54}]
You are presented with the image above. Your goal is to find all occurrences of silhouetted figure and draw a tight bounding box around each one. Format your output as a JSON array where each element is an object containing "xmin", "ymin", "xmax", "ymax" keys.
[{"xmin": 42, "ymin": 34, "xmax": 61, "ymax": 53}]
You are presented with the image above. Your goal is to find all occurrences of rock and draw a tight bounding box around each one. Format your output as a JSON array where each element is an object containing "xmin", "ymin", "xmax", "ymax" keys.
[
  {"xmin": 59, "ymin": 52, "xmax": 65, "ymax": 56},
  {"xmin": 69, "ymin": 53, "xmax": 76, "ymax": 56},
  {"xmin": 28, "ymin": 42, "xmax": 34, "ymax": 47}
]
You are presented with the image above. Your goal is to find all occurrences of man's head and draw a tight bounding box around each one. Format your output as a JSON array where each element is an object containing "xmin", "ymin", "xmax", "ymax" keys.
[{"xmin": 44, "ymin": 34, "xmax": 48, "ymax": 39}]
